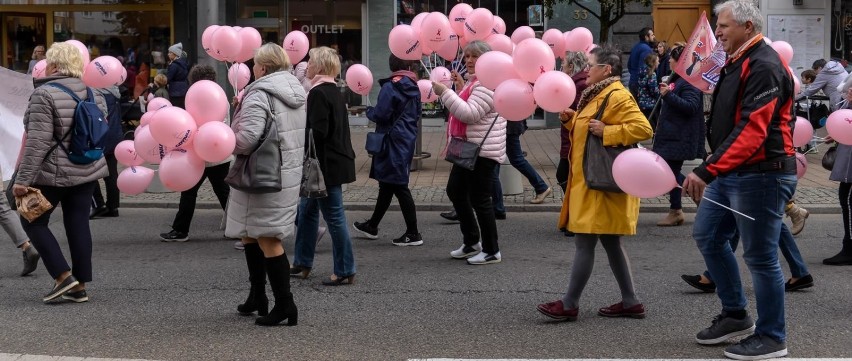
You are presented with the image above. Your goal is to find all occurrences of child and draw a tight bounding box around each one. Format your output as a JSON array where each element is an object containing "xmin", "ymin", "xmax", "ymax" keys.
[
  {"xmin": 800, "ymin": 69, "xmax": 816, "ymax": 85},
  {"xmin": 637, "ymin": 53, "xmax": 660, "ymax": 120},
  {"xmin": 152, "ymin": 74, "xmax": 169, "ymax": 100}
]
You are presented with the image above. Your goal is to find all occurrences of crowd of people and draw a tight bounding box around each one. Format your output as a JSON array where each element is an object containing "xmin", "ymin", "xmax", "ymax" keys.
[{"xmin": 3, "ymin": 0, "xmax": 852, "ymax": 358}]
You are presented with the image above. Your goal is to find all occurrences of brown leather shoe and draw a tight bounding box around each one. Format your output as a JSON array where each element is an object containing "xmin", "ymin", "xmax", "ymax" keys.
[
  {"xmin": 598, "ymin": 302, "xmax": 646, "ymax": 319},
  {"xmin": 656, "ymin": 209, "xmax": 685, "ymax": 227}
]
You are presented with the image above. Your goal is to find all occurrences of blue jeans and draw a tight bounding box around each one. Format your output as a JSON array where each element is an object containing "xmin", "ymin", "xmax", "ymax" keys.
[
  {"xmin": 692, "ymin": 172, "xmax": 796, "ymax": 343},
  {"xmin": 492, "ymin": 165, "xmax": 505, "ymax": 215},
  {"xmin": 293, "ymin": 185, "xmax": 355, "ymax": 278},
  {"xmin": 702, "ymin": 222, "xmax": 810, "ymax": 280},
  {"xmin": 664, "ymin": 159, "xmax": 685, "ymax": 210},
  {"xmin": 506, "ymin": 134, "xmax": 548, "ymax": 194}
]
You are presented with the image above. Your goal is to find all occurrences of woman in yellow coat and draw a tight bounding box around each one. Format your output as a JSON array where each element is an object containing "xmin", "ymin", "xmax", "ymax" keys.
[{"xmin": 537, "ymin": 46, "xmax": 652, "ymax": 322}]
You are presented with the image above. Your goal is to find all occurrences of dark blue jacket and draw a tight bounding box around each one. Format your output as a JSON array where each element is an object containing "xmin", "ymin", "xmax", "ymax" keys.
[
  {"xmin": 366, "ymin": 73, "xmax": 421, "ymax": 185},
  {"xmin": 166, "ymin": 57, "xmax": 189, "ymax": 98},
  {"xmin": 97, "ymin": 87, "xmax": 124, "ymax": 154},
  {"xmin": 627, "ymin": 41, "xmax": 653, "ymax": 87},
  {"xmin": 653, "ymin": 75, "xmax": 706, "ymax": 161}
]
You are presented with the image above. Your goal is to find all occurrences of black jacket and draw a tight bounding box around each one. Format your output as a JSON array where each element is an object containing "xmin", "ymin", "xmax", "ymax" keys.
[
  {"xmin": 306, "ymin": 83, "xmax": 356, "ymax": 186},
  {"xmin": 694, "ymin": 39, "xmax": 796, "ymax": 183},
  {"xmin": 654, "ymin": 75, "xmax": 705, "ymax": 161}
]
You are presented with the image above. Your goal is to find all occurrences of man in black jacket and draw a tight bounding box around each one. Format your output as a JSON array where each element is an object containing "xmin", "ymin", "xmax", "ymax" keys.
[{"xmin": 682, "ymin": 1, "xmax": 797, "ymax": 360}]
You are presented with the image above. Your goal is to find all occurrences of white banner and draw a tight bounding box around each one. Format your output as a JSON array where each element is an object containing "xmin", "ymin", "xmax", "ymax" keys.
[{"xmin": 0, "ymin": 67, "xmax": 33, "ymax": 181}]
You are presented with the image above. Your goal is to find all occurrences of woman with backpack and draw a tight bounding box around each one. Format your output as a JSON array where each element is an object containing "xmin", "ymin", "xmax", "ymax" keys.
[{"xmin": 11, "ymin": 42, "xmax": 108, "ymax": 303}]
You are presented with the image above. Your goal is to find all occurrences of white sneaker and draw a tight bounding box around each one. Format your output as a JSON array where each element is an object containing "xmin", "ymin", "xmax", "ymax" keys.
[
  {"xmin": 467, "ymin": 251, "xmax": 502, "ymax": 265},
  {"xmin": 450, "ymin": 242, "xmax": 482, "ymax": 259}
]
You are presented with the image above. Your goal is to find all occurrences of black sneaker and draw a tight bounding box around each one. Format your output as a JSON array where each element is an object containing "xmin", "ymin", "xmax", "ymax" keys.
[
  {"xmin": 352, "ymin": 221, "xmax": 378, "ymax": 239},
  {"xmin": 696, "ymin": 314, "xmax": 756, "ymax": 345},
  {"xmin": 724, "ymin": 334, "xmax": 788, "ymax": 360},
  {"xmin": 20, "ymin": 246, "xmax": 40, "ymax": 277},
  {"xmin": 43, "ymin": 276, "xmax": 79, "ymax": 302},
  {"xmin": 392, "ymin": 233, "xmax": 423, "ymax": 246},
  {"xmin": 160, "ymin": 230, "xmax": 189, "ymax": 242},
  {"xmin": 682, "ymin": 274, "xmax": 717, "ymax": 293},
  {"xmin": 61, "ymin": 289, "xmax": 89, "ymax": 303}
]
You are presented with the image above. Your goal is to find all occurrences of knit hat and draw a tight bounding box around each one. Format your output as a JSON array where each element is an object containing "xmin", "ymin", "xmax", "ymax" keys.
[{"xmin": 168, "ymin": 42, "xmax": 183, "ymax": 56}]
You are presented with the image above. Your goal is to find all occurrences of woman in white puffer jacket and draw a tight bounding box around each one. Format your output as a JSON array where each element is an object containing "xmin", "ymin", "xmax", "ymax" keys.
[{"xmin": 432, "ymin": 40, "xmax": 507, "ymax": 265}]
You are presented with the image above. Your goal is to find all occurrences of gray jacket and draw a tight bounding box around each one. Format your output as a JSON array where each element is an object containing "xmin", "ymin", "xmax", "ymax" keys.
[
  {"xmin": 225, "ymin": 71, "xmax": 307, "ymax": 240},
  {"xmin": 830, "ymin": 101, "xmax": 852, "ymax": 183},
  {"xmin": 797, "ymin": 60, "xmax": 849, "ymax": 111},
  {"xmin": 16, "ymin": 76, "xmax": 108, "ymax": 188}
]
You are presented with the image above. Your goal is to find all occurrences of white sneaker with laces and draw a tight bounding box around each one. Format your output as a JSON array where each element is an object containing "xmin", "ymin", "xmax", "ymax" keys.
[
  {"xmin": 450, "ymin": 242, "xmax": 481, "ymax": 259},
  {"xmin": 467, "ymin": 251, "xmax": 501, "ymax": 265}
]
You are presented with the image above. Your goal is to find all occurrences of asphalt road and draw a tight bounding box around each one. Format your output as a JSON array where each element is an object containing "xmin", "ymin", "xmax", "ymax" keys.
[{"xmin": 0, "ymin": 209, "xmax": 850, "ymax": 361}]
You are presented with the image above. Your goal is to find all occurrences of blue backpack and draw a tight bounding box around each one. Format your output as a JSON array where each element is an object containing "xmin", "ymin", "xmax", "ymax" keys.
[{"xmin": 47, "ymin": 83, "xmax": 108, "ymax": 164}]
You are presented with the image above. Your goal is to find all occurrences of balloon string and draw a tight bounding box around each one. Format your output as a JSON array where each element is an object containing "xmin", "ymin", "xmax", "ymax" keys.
[{"xmin": 700, "ymin": 195, "xmax": 756, "ymax": 221}]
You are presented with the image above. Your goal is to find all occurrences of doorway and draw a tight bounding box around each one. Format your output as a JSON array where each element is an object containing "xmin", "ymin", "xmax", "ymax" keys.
[{"xmin": 2, "ymin": 13, "xmax": 47, "ymax": 73}]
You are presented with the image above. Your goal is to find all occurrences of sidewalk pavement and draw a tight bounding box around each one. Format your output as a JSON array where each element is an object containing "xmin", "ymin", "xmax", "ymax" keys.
[{"xmin": 119, "ymin": 120, "xmax": 841, "ymax": 214}]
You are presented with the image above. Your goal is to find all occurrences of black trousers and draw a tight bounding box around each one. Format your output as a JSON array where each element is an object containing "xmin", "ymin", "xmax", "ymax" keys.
[
  {"xmin": 556, "ymin": 158, "xmax": 569, "ymax": 193},
  {"xmin": 368, "ymin": 181, "xmax": 418, "ymax": 234},
  {"xmin": 171, "ymin": 162, "xmax": 230, "ymax": 233},
  {"xmin": 841, "ymin": 182, "xmax": 852, "ymax": 241},
  {"xmin": 92, "ymin": 153, "xmax": 119, "ymax": 211},
  {"xmin": 447, "ymin": 157, "xmax": 500, "ymax": 254},
  {"xmin": 22, "ymin": 182, "xmax": 97, "ymax": 282}
]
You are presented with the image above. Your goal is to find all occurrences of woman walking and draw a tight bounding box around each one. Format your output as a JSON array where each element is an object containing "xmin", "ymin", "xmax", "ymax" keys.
[
  {"xmin": 824, "ymin": 86, "xmax": 852, "ymax": 266},
  {"xmin": 431, "ymin": 40, "xmax": 507, "ymax": 265},
  {"xmin": 352, "ymin": 54, "xmax": 423, "ymax": 246},
  {"xmin": 538, "ymin": 46, "xmax": 652, "ymax": 321},
  {"xmin": 226, "ymin": 43, "xmax": 306, "ymax": 326}
]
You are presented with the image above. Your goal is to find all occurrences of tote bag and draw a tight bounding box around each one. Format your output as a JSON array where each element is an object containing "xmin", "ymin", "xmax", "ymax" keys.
[
  {"xmin": 224, "ymin": 93, "xmax": 283, "ymax": 193},
  {"xmin": 300, "ymin": 129, "xmax": 328, "ymax": 198},
  {"xmin": 582, "ymin": 90, "xmax": 637, "ymax": 193}
]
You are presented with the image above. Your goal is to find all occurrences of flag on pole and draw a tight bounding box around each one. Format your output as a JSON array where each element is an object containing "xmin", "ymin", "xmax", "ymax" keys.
[{"xmin": 673, "ymin": 12, "xmax": 727, "ymax": 94}]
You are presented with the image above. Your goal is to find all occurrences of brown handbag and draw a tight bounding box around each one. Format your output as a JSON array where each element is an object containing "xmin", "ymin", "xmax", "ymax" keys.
[{"xmin": 16, "ymin": 187, "xmax": 53, "ymax": 222}]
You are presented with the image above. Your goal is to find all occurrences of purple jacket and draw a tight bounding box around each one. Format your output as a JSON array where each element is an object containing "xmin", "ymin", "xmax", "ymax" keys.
[{"xmin": 561, "ymin": 71, "xmax": 589, "ymax": 159}]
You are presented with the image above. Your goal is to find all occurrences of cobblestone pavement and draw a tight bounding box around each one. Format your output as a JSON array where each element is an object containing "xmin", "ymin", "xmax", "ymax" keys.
[{"xmin": 119, "ymin": 121, "xmax": 842, "ymax": 214}]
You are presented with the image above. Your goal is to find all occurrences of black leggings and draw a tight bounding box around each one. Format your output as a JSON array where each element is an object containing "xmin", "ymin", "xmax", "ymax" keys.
[
  {"xmin": 841, "ymin": 182, "xmax": 852, "ymax": 241},
  {"xmin": 368, "ymin": 182, "xmax": 418, "ymax": 234},
  {"xmin": 556, "ymin": 158, "xmax": 569, "ymax": 193}
]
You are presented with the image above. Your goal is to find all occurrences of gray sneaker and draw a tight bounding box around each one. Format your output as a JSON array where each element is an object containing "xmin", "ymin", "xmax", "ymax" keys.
[
  {"xmin": 696, "ymin": 314, "xmax": 756, "ymax": 345},
  {"xmin": 724, "ymin": 334, "xmax": 788, "ymax": 360}
]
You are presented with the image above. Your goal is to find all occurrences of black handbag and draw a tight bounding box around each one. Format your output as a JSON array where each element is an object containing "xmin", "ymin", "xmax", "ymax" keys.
[
  {"xmin": 365, "ymin": 97, "xmax": 414, "ymax": 156},
  {"xmin": 300, "ymin": 129, "xmax": 328, "ymax": 198},
  {"xmin": 224, "ymin": 93, "xmax": 283, "ymax": 194},
  {"xmin": 822, "ymin": 144, "xmax": 838, "ymax": 171},
  {"xmin": 583, "ymin": 90, "xmax": 637, "ymax": 193},
  {"xmin": 444, "ymin": 115, "xmax": 499, "ymax": 171}
]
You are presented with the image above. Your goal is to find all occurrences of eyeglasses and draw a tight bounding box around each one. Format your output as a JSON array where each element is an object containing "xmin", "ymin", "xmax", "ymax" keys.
[{"xmin": 585, "ymin": 63, "xmax": 609, "ymax": 70}]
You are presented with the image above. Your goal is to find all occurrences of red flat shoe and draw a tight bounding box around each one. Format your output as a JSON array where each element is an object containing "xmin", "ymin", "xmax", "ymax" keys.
[
  {"xmin": 598, "ymin": 302, "xmax": 646, "ymax": 319},
  {"xmin": 536, "ymin": 300, "xmax": 578, "ymax": 321}
]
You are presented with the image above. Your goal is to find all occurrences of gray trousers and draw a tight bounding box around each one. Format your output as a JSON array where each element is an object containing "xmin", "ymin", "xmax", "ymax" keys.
[{"xmin": 0, "ymin": 164, "xmax": 28, "ymax": 248}]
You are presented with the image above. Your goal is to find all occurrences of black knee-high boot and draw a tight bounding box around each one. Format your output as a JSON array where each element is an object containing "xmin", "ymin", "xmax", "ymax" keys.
[
  {"xmin": 238, "ymin": 243, "xmax": 268, "ymax": 316},
  {"xmin": 256, "ymin": 254, "xmax": 298, "ymax": 326}
]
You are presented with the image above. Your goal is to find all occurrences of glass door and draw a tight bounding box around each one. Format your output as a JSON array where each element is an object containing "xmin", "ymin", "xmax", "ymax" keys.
[{"xmin": 2, "ymin": 13, "xmax": 47, "ymax": 73}]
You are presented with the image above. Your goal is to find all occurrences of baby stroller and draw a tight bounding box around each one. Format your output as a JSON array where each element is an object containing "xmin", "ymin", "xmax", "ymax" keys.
[
  {"xmin": 794, "ymin": 94, "xmax": 830, "ymax": 153},
  {"xmin": 120, "ymin": 87, "xmax": 150, "ymax": 140}
]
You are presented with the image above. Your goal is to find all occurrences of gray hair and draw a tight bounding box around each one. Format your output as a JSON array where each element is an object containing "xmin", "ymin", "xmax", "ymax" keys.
[
  {"xmin": 562, "ymin": 51, "xmax": 588, "ymax": 76},
  {"xmin": 464, "ymin": 40, "xmax": 491, "ymax": 57},
  {"xmin": 714, "ymin": 0, "xmax": 763, "ymax": 33}
]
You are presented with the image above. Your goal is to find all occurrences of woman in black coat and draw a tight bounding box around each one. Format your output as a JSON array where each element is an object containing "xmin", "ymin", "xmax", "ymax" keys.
[{"xmin": 652, "ymin": 45, "xmax": 705, "ymax": 227}]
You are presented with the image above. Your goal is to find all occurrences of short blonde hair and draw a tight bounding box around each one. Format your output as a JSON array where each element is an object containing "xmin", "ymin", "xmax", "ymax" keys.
[
  {"xmin": 308, "ymin": 46, "xmax": 341, "ymax": 77},
  {"xmin": 154, "ymin": 74, "xmax": 168, "ymax": 86},
  {"xmin": 254, "ymin": 43, "xmax": 291, "ymax": 73},
  {"xmin": 46, "ymin": 42, "xmax": 84, "ymax": 78}
]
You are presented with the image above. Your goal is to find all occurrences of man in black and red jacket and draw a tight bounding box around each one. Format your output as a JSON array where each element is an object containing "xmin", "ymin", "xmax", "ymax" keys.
[{"xmin": 682, "ymin": 1, "xmax": 797, "ymax": 360}]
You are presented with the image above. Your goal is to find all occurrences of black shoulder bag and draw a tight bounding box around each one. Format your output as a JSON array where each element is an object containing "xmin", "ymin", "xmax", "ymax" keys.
[
  {"xmin": 365, "ymin": 97, "xmax": 415, "ymax": 156},
  {"xmin": 444, "ymin": 115, "xmax": 499, "ymax": 171}
]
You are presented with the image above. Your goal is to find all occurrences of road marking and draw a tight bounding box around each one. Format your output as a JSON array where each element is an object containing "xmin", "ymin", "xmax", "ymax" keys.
[
  {"xmin": 409, "ymin": 359, "xmax": 852, "ymax": 361},
  {"xmin": 0, "ymin": 354, "xmax": 160, "ymax": 361}
]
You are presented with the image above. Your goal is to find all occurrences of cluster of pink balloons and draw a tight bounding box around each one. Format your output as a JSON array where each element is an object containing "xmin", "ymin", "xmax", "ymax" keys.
[
  {"xmin": 612, "ymin": 148, "xmax": 679, "ymax": 198},
  {"xmin": 31, "ymin": 40, "xmax": 127, "ymax": 89},
  {"xmin": 202, "ymin": 25, "xmax": 262, "ymax": 63},
  {"xmin": 116, "ymin": 81, "xmax": 236, "ymax": 195}
]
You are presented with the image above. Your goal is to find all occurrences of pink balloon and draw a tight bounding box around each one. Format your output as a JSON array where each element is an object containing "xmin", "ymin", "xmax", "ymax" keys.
[
  {"xmin": 83, "ymin": 56, "xmax": 124, "ymax": 88},
  {"xmin": 411, "ymin": 12, "xmax": 429, "ymax": 31},
  {"xmin": 147, "ymin": 93, "xmax": 155, "ymax": 101},
  {"xmin": 493, "ymin": 79, "xmax": 536, "ymax": 121},
  {"xmin": 211, "ymin": 26, "xmax": 241, "ymax": 62},
  {"xmin": 770, "ymin": 41, "xmax": 794, "ymax": 64},
  {"xmin": 115, "ymin": 140, "xmax": 144, "ymax": 167},
  {"xmin": 826, "ymin": 109, "xmax": 852, "ymax": 145},
  {"xmin": 584, "ymin": 43, "xmax": 599, "ymax": 57},
  {"xmin": 193, "ymin": 121, "xmax": 236, "ymax": 163},
  {"xmin": 476, "ymin": 51, "xmax": 521, "ymax": 90},
  {"xmin": 158, "ymin": 149, "xmax": 205, "ymax": 192},
  {"xmin": 429, "ymin": 66, "xmax": 453, "ymax": 87},
  {"xmin": 463, "ymin": 8, "xmax": 494, "ymax": 41},
  {"xmin": 388, "ymin": 25, "xmax": 422, "ymax": 61},
  {"xmin": 133, "ymin": 126, "xmax": 170, "ymax": 164},
  {"xmin": 421, "ymin": 41, "xmax": 434, "ymax": 56},
  {"xmin": 65, "ymin": 40, "xmax": 90, "ymax": 68},
  {"xmin": 612, "ymin": 148, "xmax": 678, "ymax": 198},
  {"xmin": 795, "ymin": 152, "xmax": 807, "ymax": 179},
  {"xmin": 458, "ymin": 34, "xmax": 470, "ymax": 49},
  {"xmin": 533, "ymin": 71, "xmax": 577, "ymax": 113},
  {"xmin": 201, "ymin": 25, "xmax": 220, "ymax": 56},
  {"xmin": 793, "ymin": 116, "xmax": 813, "ymax": 147},
  {"xmin": 491, "ymin": 16, "xmax": 506, "ymax": 35},
  {"xmin": 31, "ymin": 60, "xmax": 47, "ymax": 79},
  {"xmin": 140, "ymin": 111, "xmax": 155, "ymax": 127},
  {"xmin": 565, "ymin": 27, "xmax": 594, "ymax": 52},
  {"xmin": 235, "ymin": 27, "xmax": 263, "ymax": 63},
  {"xmin": 345, "ymin": 64, "xmax": 373, "ymax": 96},
  {"xmin": 418, "ymin": 79, "xmax": 438, "ymax": 103},
  {"xmin": 512, "ymin": 38, "xmax": 555, "ymax": 83},
  {"xmin": 437, "ymin": 34, "xmax": 460, "ymax": 61},
  {"xmin": 542, "ymin": 29, "xmax": 566, "ymax": 59},
  {"xmin": 149, "ymin": 106, "xmax": 197, "ymax": 148},
  {"xmin": 117, "ymin": 166, "xmax": 155, "ymax": 195},
  {"xmin": 793, "ymin": 74, "xmax": 801, "ymax": 94},
  {"xmin": 484, "ymin": 34, "xmax": 513, "ymax": 55},
  {"xmin": 147, "ymin": 97, "xmax": 172, "ymax": 112},
  {"xmin": 448, "ymin": 3, "xmax": 473, "ymax": 35},
  {"xmin": 511, "ymin": 26, "xmax": 535, "ymax": 45},
  {"xmin": 185, "ymin": 80, "xmax": 229, "ymax": 125},
  {"xmin": 236, "ymin": 89, "xmax": 245, "ymax": 103},
  {"xmin": 421, "ymin": 12, "xmax": 453, "ymax": 51},
  {"xmin": 283, "ymin": 31, "xmax": 310, "ymax": 64},
  {"xmin": 228, "ymin": 63, "xmax": 251, "ymax": 91}
]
